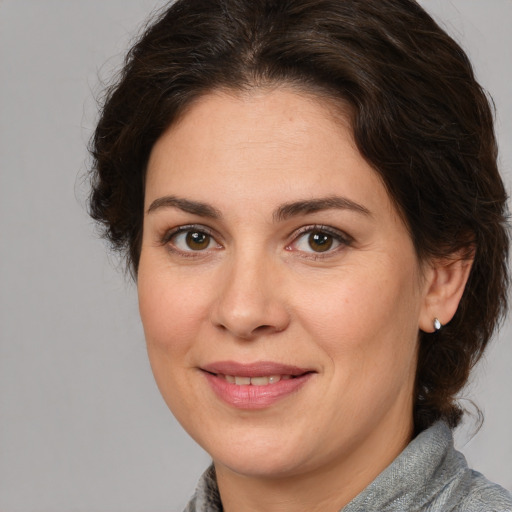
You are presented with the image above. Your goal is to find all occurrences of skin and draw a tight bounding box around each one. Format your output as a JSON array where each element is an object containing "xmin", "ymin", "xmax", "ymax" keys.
[{"xmin": 138, "ymin": 87, "xmax": 471, "ymax": 512}]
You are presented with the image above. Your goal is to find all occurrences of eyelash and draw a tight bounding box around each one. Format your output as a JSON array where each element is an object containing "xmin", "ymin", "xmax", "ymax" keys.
[
  {"xmin": 161, "ymin": 224, "xmax": 222, "ymax": 257},
  {"xmin": 287, "ymin": 225, "xmax": 353, "ymax": 259},
  {"xmin": 160, "ymin": 224, "xmax": 352, "ymax": 258}
]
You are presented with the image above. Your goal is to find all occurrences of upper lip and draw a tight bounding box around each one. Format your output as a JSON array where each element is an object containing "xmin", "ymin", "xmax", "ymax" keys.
[{"xmin": 201, "ymin": 361, "xmax": 314, "ymax": 377}]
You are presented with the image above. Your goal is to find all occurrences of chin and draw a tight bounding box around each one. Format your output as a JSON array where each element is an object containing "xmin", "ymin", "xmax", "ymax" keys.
[
  {"xmin": 196, "ymin": 425, "xmax": 320, "ymax": 479},
  {"xmin": 214, "ymin": 449, "xmax": 309, "ymax": 479}
]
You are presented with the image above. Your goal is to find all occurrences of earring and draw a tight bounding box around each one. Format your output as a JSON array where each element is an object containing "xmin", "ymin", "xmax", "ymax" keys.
[{"xmin": 433, "ymin": 318, "xmax": 442, "ymax": 332}]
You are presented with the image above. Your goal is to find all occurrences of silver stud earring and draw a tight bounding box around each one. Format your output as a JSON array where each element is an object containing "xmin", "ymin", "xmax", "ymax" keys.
[{"xmin": 433, "ymin": 318, "xmax": 442, "ymax": 332}]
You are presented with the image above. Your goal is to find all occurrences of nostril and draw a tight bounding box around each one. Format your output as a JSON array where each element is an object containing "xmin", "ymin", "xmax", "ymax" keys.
[
  {"xmin": 254, "ymin": 324, "xmax": 273, "ymax": 332},
  {"xmin": 214, "ymin": 323, "xmax": 281, "ymax": 341}
]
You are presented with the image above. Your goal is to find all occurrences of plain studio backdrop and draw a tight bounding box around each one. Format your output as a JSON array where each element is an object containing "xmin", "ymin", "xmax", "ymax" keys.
[{"xmin": 0, "ymin": 1, "xmax": 511, "ymax": 511}]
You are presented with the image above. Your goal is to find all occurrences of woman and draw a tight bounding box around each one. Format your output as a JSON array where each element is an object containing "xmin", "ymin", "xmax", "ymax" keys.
[{"xmin": 89, "ymin": 0, "xmax": 512, "ymax": 510}]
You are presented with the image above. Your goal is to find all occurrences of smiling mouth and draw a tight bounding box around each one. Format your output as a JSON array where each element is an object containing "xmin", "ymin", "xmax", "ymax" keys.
[
  {"xmin": 201, "ymin": 362, "xmax": 315, "ymax": 408},
  {"xmin": 202, "ymin": 361, "xmax": 314, "ymax": 387},
  {"xmin": 214, "ymin": 374, "xmax": 294, "ymax": 386}
]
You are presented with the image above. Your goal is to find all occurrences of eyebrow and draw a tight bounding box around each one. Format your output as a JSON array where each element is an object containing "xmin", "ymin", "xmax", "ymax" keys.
[
  {"xmin": 147, "ymin": 194, "xmax": 371, "ymax": 221},
  {"xmin": 273, "ymin": 196, "xmax": 371, "ymax": 222},
  {"xmin": 147, "ymin": 196, "xmax": 222, "ymax": 218}
]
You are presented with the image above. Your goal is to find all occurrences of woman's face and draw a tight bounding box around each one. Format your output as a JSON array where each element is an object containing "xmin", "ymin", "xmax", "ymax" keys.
[{"xmin": 138, "ymin": 88, "xmax": 433, "ymax": 481}]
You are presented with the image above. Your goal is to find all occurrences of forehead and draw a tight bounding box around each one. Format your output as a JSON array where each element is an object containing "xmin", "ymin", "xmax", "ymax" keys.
[
  {"xmin": 145, "ymin": 87, "xmax": 397, "ymax": 222},
  {"xmin": 150, "ymin": 87, "xmax": 352, "ymax": 161}
]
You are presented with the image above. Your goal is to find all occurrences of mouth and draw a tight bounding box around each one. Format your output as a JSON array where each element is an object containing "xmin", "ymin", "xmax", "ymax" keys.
[
  {"xmin": 201, "ymin": 361, "xmax": 314, "ymax": 381},
  {"xmin": 201, "ymin": 361, "xmax": 315, "ymax": 409},
  {"xmin": 216, "ymin": 374, "xmax": 293, "ymax": 386}
]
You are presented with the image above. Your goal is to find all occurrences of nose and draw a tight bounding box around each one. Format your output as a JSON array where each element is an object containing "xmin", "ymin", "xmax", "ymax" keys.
[{"xmin": 211, "ymin": 251, "xmax": 290, "ymax": 340}]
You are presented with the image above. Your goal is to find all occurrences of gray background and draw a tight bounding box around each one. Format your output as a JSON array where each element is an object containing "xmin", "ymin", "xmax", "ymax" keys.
[{"xmin": 0, "ymin": 1, "xmax": 510, "ymax": 511}]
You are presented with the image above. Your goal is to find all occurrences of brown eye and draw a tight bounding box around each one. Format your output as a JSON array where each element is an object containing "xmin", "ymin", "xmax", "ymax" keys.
[
  {"xmin": 308, "ymin": 231, "xmax": 333, "ymax": 252},
  {"xmin": 289, "ymin": 226, "xmax": 350, "ymax": 256},
  {"xmin": 168, "ymin": 228, "xmax": 218, "ymax": 252},
  {"xmin": 185, "ymin": 231, "xmax": 211, "ymax": 250}
]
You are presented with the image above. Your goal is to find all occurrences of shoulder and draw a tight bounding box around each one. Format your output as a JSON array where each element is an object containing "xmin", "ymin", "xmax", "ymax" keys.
[
  {"xmin": 342, "ymin": 421, "xmax": 512, "ymax": 512},
  {"xmin": 446, "ymin": 470, "xmax": 512, "ymax": 512},
  {"xmin": 423, "ymin": 423, "xmax": 512, "ymax": 512},
  {"xmin": 422, "ymin": 430, "xmax": 512, "ymax": 512}
]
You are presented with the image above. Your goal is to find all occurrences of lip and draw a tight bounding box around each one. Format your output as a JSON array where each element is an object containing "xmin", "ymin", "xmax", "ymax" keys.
[
  {"xmin": 202, "ymin": 361, "xmax": 312, "ymax": 378},
  {"xmin": 201, "ymin": 361, "xmax": 315, "ymax": 409}
]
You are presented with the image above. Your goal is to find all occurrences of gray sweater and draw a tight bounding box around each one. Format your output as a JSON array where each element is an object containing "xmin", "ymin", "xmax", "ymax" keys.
[{"xmin": 184, "ymin": 421, "xmax": 512, "ymax": 511}]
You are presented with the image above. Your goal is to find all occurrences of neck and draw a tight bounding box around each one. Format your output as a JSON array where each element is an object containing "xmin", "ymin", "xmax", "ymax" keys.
[{"xmin": 215, "ymin": 418, "xmax": 413, "ymax": 512}]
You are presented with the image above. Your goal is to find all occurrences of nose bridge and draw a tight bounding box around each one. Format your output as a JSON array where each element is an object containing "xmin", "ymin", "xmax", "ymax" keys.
[{"xmin": 212, "ymin": 244, "xmax": 289, "ymax": 339}]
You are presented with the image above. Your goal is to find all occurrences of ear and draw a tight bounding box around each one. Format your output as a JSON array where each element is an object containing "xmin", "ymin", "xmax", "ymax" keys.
[{"xmin": 419, "ymin": 251, "xmax": 474, "ymax": 333}]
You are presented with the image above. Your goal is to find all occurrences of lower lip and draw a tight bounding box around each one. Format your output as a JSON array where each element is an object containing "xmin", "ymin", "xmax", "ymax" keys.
[{"xmin": 203, "ymin": 372, "xmax": 313, "ymax": 409}]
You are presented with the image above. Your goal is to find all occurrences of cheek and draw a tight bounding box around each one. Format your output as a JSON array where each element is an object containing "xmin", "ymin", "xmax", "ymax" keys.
[
  {"xmin": 292, "ymin": 258, "xmax": 422, "ymax": 372},
  {"xmin": 137, "ymin": 263, "xmax": 210, "ymax": 413},
  {"xmin": 137, "ymin": 261, "xmax": 209, "ymax": 355}
]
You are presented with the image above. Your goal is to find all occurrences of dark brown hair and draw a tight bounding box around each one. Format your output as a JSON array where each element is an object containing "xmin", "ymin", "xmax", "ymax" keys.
[{"xmin": 89, "ymin": 0, "xmax": 509, "ymax": 433}]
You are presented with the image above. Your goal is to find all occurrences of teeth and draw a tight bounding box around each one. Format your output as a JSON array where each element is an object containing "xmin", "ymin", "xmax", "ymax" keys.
[
  {"xmin": 223, "ymin": 374, "xmax": 286, "ymax": 385},
  {"xmin": 251, "ymin": 376, "xmax": 270, "ymax": 386}
]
